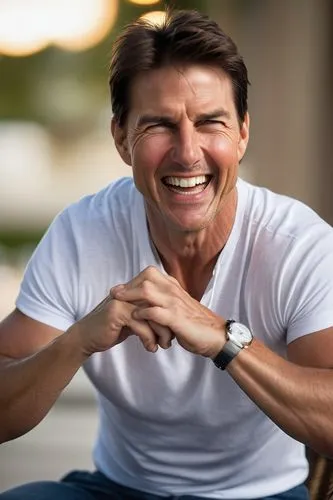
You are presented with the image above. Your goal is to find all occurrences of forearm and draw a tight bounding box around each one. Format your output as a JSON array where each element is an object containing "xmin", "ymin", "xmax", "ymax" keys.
[
  {"xmin": 227, "ymin": 339, "xmax": 333, "ymax": 457},
  {"xmin": 0, "ymin": 327, "xmax": 88, "ymax": 444}
]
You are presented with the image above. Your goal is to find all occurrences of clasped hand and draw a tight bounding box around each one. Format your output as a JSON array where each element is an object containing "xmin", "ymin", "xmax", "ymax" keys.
[
  {"xmin": 73, "ymin": 266, "xmax": 226, "ymax": 359},
  {"xmin": 111, "ymin": 266, "xmax": 226, "ymax": 358}
]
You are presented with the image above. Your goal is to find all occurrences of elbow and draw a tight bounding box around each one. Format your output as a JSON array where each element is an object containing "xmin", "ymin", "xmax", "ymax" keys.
[
  {"xmin": 0, "ymin": 414, "xmax": 36, "ymax": 445},
  {"xmin": 319, "ymin": 446, "xmax": 333, "ymax": 460},
  {"xmin": 0, "ymin": 422, "xmax": 24, "ymax": 445},
  {"xmin": 0, "ymin": 428, "xmax": 19, "ymax": 445},
  {"xmin": 308, "ymin": 436, "xmax": 333, "ymax": 460}
]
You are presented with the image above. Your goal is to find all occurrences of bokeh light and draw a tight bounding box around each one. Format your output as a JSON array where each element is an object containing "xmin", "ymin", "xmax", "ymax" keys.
[
  {"xmin": 0, "ymin": 0, "xmax": 118, "ymax": 56},
  {"xmin": 127, "ymin": 0, "xmax": 160, "ymax": 5},
  {"xmin": 140, "ymin": 10, "xmax": 167, "ymax": 25}
]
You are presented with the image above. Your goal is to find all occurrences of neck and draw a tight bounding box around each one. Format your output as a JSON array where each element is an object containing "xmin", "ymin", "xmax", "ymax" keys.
[{"xmin": 147, "ymin": 188, "xmax": 237, "ymax": 300}]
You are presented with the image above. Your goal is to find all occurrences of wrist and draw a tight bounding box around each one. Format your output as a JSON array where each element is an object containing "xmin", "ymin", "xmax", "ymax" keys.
[
  {"xmin": 63, "ymin": 323, "xmax": 92, "ymax": 362},
  {"xmin": 212, "ymin": 320, "xmax": 253, "ymax": 370},
  {"xmin": 209, "ymin": 322, "xmax": 227, "ymax": 360}
]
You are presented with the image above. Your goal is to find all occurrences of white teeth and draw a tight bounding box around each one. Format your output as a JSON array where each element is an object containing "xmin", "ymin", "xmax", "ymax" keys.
[{"xmin": 163, "ymin": 175, "xmax": 209, "ymax": 188}]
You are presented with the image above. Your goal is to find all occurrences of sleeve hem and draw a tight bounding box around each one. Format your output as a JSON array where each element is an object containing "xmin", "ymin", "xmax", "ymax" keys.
[
  {"xmin": 287, "ymin": 312, "xmax": 333, "ymax": 344},
  {"xmin": 16, "ymin": 298, "xmax": 74, "ymax": 333}
]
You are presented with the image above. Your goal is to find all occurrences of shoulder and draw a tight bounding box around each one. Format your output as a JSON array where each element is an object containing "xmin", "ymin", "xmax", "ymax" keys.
[
  {"xmin": 62, "ymin": 176, "xmax": 139, "ymax": 225},
  {"xmin": 239, "ymin": 178, "xmax": 333, "ymax": 244},
  {"xmin": 238, "ymin": 178, "xmax": 333, "ymax": 303},
  {"xmin": 34, "ymin": 176, "xmax": 144, "ymax": 264},
  {"xmin": 49, "ymin": 177, "xmax": 146, "ymax": 245},
  {"xmin": 237, "ymin": 180, "xmax": 333, "ymax": 340},
  {"xmin": 16, "ymin": 177, "xmax": 144, "ymax": 327}
]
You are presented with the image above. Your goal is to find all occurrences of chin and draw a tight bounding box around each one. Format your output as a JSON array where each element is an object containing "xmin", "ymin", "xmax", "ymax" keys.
[{"xmin": 170, "ymin": 216, "xmax": 213, "ymax": 234}]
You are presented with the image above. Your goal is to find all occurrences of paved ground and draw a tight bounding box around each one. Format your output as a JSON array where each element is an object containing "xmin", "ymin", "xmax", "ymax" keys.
[{"xmin": 0, "ymin": 371, "xmax": 98, "ymax": 493}]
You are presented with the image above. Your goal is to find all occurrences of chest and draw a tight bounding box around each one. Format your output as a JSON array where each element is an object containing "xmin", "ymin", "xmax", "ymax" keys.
[{"xmin": 84, "ymin": 335, "xmax": 259, "ymax": 430}]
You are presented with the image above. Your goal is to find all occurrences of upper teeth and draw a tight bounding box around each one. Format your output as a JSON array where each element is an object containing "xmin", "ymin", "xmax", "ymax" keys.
[{"xmin": 164, "ymin": 175, "xmax": 209, "ymax": 188}]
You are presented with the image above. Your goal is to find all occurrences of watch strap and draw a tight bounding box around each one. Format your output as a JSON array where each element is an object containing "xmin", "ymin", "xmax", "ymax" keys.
[{"xmin": 213, "ymin": 340, "xmax": 242, "ymax": 370}]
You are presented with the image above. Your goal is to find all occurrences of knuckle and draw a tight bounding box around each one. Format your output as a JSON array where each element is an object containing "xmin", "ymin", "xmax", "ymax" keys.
[
  {"xmin": 107, "ymin": 299, "xmax": 126, "ymax": 320},
  {"xmin": 168, "ymin": 275, "xmax": 180, "ymax": 286},
  {"xmin": 146, "ymin": 265, "xmax": 157, "ymax": 277},
  {"xmin": 141, "ymin": 279, "xmax": 152, "ymax": 297}
]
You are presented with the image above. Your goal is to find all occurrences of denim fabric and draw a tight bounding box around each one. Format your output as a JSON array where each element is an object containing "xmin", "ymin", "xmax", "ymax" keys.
[{"xmin": 0, "ymin": 469, "xmax": 309, "ymax": 500}]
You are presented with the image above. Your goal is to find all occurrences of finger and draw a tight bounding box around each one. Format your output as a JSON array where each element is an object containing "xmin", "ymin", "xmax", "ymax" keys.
[
  {"xmin": 112, "ymin": 282, "xmax": 170, "ymax": 307},
  {"xmin": 148, "ymin": 320, "xmax": 174, "ymax": 349},
  {"xmin": 133, "ymin": 306, "xmax": 170, "ymax": 327},
  {"xmin": 111, "ymin": 266, "xmax": 170, "ymax": 295},
  {"xmin": 127, "ymin": 317, "xmax": 159, "ymax": 353},
  {"xmin": 115, "ymin": 326, "xmax": 132, "ymax": 345}
]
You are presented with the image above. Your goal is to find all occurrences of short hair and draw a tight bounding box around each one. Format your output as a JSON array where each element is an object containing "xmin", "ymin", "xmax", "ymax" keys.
[{"xmin": 109, "ymin": 9, "xmax": 249, "ymax": 127}]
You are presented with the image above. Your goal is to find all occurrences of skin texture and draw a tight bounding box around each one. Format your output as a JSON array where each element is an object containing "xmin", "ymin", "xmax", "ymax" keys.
[
  {"xmin": 1, "ymin": 64, "xmax": 333, "ymax": 459},
  {"xmin": 114, "ymin": 64, "xmax": 248, "ymax": 235}
]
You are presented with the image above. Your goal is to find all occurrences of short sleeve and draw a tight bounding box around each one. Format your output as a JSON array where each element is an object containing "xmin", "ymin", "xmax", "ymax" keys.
[
  {"xmin": 282, "ymin": 230, "xmax": 333, "ymax": 344},
  {"xmin": 16, "ymin": 209, "xmax": 79, "ymax": 332}
]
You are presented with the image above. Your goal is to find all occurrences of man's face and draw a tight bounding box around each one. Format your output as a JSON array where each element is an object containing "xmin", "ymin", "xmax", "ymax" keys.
[{"xmin": 114, "ymin": 64, "xmax": 249, "ymax": 233}]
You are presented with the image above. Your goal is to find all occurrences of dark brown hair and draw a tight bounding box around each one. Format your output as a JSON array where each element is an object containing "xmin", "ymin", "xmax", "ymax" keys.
[{"xmin": 109, "ymin": 9, "xmax": 249, "ymax": 127}]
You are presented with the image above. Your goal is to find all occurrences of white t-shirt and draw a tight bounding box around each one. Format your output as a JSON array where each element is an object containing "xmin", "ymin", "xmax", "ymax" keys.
[{"xmin": 16, "ymin": 177, "xmax": 333, "ymax": 499}]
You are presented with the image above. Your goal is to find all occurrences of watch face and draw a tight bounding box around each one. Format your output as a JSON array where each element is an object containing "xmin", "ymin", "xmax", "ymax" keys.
[{"xmin": 228, "ymin": 322, "xmax": 253, "ymax": 347}]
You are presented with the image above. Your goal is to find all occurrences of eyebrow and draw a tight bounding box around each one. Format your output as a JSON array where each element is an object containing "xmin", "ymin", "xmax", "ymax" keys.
[
  {"xmin": 137, "ymin": 115, "xmax": 174, "ymax": 128},
  {"xmin": 196, "ymin": 109, "xmax": 231, "ymax": 122},
  {"xmin": 137, "ymin": 108, "xmax": 231, "ymax": 128}
]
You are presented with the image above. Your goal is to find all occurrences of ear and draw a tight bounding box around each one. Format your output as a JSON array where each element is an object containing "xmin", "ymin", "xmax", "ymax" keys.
[
  {"xmin": 237, "ymin": 112, "xmax": 250, "ymax": 162},
  {"xmin": 111, "ymin": 118, "xmax": 132, "ymax": 166}
]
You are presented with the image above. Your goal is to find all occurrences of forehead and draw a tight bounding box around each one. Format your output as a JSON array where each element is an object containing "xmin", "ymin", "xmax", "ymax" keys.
[{"xmin": 128, "ymin": 64, "xmax": 235, "ymax": 117}]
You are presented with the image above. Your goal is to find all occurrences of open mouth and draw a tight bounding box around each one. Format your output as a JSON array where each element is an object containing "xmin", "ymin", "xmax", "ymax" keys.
[{"xmin": 162, "ymin": 175, "xmax": 212, "ymax": 195}]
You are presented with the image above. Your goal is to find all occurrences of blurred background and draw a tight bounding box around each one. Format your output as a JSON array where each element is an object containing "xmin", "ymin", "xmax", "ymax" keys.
[{"xmin": 0, "ymin": 0, "xmax": 332, "ymax": 491}]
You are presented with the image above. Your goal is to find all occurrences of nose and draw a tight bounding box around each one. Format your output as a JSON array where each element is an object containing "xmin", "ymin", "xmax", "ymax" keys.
[{"xmin": 170, "ymin": 122, "xmax": 203, "ymax": 168}]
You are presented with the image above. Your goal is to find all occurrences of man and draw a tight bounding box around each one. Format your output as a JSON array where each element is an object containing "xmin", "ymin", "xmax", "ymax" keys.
[{"xmin": 0, "ymin": 8, "xmax": 333, "ymax": 500}]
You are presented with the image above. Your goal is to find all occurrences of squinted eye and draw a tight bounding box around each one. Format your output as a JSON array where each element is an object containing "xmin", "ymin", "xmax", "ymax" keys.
[
  {"xmin": 146, "ymin": 122, "xmax": 175, "ymax": 132},
  {"xmin": 199, "ymin": 120, "xmax": 224, "ymax": 127}
]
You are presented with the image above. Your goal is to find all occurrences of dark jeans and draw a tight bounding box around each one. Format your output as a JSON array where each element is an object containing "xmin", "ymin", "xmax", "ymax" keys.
[{"xmin": 0, "ymin": 470, "xmax": 310, "ymax": 500}]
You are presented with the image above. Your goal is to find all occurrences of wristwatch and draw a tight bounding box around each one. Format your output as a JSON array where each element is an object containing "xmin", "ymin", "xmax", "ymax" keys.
[{"xmin": 213, "ymin": 319, "xmax": 253, "ymax": 370}]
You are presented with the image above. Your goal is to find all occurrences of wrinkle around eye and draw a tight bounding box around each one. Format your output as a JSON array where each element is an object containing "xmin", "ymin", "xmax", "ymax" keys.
[
  {"xmin": 198, "ymin": 122, "xmax": 237, "ymax": 139},
  {"xmin": 145, "ymin": 123, "xmax": 175, "ymax": 134},
  {"xmin": 197, "ymin": 120, "xmax": 226, "ymax": 130},
  {"xmin": 131, "ymin": 126, "xmax": 169, "ymax": 150}
]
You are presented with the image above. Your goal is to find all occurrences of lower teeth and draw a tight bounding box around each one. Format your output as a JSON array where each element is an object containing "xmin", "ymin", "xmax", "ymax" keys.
[{"xmin": 166, "ymin": 182, "xmax": 208, "ymax": 193}]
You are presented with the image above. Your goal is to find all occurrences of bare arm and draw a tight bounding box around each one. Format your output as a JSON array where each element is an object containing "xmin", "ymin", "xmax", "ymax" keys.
[
  {"xmin": 0, "ymin": 298, "xmax": 172, "ymax": 444},
  {"xmin": 0, "ymin": 309, "xmax": 87, "ymax": 443},
  {"xmin": 227, "ymin": 328, "xmax": 333, "ymax": 458}
]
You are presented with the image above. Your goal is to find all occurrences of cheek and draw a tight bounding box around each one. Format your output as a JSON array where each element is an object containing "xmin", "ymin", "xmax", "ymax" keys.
[
  {"xmin": 132, "ymin": 135, "xmax": 170, "ymax": 170},
  {"xmin": 207, "ymin": 135, "xmax": 239, "ymax": 167}
]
